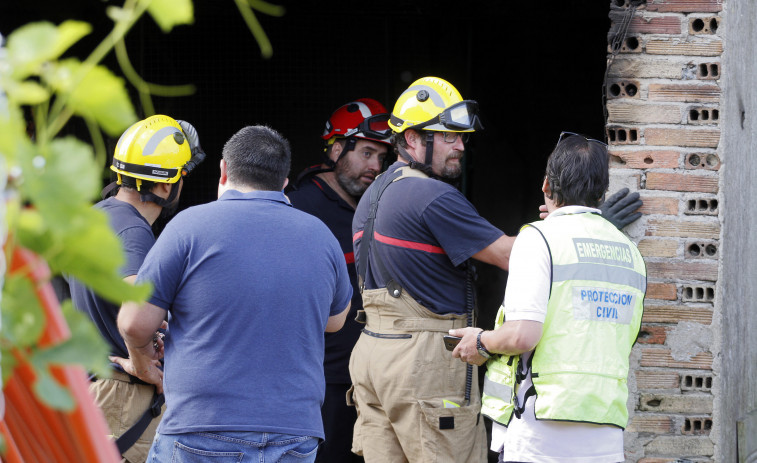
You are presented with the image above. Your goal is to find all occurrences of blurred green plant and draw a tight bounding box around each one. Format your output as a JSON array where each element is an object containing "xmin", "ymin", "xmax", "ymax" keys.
[{"xmin": 0, "ymin": 0, "xmax": 283, "ymax": 412}]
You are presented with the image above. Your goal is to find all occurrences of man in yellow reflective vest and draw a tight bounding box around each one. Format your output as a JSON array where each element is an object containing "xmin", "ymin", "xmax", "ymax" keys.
[{"xmin": 451, "ymin": 132, "xmax": 646, "ymax": 463}]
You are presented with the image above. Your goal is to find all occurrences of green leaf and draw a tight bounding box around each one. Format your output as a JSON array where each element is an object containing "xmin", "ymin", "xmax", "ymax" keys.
[
  {"xmin": 19, "ymin": 136, "xmax": 99, "ymax": 227},
  {"xmin": 34, "ymin": 300, "xmax": 110, "ymax": 379},
  {"xmin": 0, "ymin": 86, "xmax": 34, "ymax": 164},
  {"xmin": 54, "ymin": 59, "xmax": 137, "ymax": 136},
  {"xmin": 1, "ymin": 275, "xmax": 46, "ymax": 348},
  {"xmin": 31, "ymin": 365, "xmax": 75, "ymax": 411},
  {"xmin": 70, "ymin": 64, "xmax": 137, "ymax": 136},
  {"xmin": 15, "ymin": 204, "xmax": 151, "ymax": 307},
  {"xmin": 52, "ymin": 21, "xmax": 92, "ymax": 59},
  {"xmin": 47, "ymin": 137, "xmax": 100, "ymax": 203},
  {"xmin": 6, "ymin": 22, "xmax": 57, "ymax": 79},
  {"xmin": 15, "ymin": 209, "xmax": 56, "ymax": 256},
  {"xmin": 47, "ymin": 207, "xmax": 152, "ymax": 305},
  {"xmin": 5, "ymin": 21, "xmax": 91, "ymax": 80},
  {"xmin": 147, "ymin": 0, "xmax": 195, "ymax": 33},
  {"xmin": 6, "ymin": 80, "xmax": 50, "ymax": 105},
  {"xmin": 1, "ymin": 346, "xmax": 20, "ymax": 385}
]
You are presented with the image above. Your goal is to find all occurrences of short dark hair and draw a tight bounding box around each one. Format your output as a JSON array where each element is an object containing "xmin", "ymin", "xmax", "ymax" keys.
[
  {"xmin": 119, "ymin": 176, "xmax": 157, "ymax": 193},
  {"xmin": 391, "ymin": 129, "xmax": 427, "ymax": 156},
  {"xmin": 545, "ymin": 134, "xmax": 609, "ymax": 208},
  {"xmin": 222, "ymin": 125, "xmax": 291, "ymax": 191}
]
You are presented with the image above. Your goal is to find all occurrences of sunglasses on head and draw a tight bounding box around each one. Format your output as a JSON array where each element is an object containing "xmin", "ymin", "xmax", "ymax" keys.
[{"xmin": 557, "ymin": 131, "xmax": 608, "ymax": 148}]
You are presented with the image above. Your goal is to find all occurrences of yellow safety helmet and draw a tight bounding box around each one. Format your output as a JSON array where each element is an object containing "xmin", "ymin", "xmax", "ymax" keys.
[
  {"xmin": 111, "ymin": 115, "xmax": 192, "ymax": 191},
  {"xmin": 388, "ymin": 76, "xmax": 483, "ymax": 134}
]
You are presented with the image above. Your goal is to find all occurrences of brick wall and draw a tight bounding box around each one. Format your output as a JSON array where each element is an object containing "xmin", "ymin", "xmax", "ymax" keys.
[{"xmin": 605, "ymin": 1, "xmax": 723, "ymax": 461}]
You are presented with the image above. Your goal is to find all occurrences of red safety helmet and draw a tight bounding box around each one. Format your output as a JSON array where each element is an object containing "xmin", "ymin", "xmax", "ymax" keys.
[
  {"xmin": 321, "ymin": 98, "xmax": 392, "ymax": 167},
  {"xmin": 322, "ymin": 98, "xmax": 392, "ymax": 144}
]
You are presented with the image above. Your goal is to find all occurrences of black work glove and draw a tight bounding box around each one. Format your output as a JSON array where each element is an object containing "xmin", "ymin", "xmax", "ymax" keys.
[
  {"xmin": 599, "ymin": 188, "xmax": 642, "ymax": 230},
  {"xmin": 177, "ymin": 120, "xmax": 206, "ymax": 176}
]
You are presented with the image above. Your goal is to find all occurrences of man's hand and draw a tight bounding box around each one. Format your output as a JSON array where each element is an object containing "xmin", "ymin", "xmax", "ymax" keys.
[
  {"xmin": 449, "ymin": 327, "xmax": 488, "ymax": 366},
  {"xmin": 599, "ymin": 188, "xmax": 642, "ymax": 229},
  {"xmin": 109, "ymin": 355, "xmax": 164, "ymax": 394}
]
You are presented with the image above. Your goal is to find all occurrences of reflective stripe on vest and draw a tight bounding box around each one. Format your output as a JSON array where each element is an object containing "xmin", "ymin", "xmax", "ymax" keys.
[
  {"xmin": 480, "ymin": 305, "xmax": 517, "ymax": 426},
  {"xmin": 527, "ymin": 212, "xmax": 646, "ymax": 429}
]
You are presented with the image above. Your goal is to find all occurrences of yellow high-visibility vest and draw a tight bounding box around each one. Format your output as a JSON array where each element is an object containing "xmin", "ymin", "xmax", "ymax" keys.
[{"xmin": 481, "ymin": 211, "xmax": 646, "ymax": 428}]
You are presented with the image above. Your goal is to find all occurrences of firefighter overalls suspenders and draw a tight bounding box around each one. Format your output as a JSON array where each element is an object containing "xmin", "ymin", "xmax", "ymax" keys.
[{"xmin": 348, "ymin": 166, "xmax": 487, "ymax": 463}]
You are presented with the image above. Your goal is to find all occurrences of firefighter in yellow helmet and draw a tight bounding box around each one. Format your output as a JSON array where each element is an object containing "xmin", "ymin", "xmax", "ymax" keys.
[
  {"xmin": 68, "ymin": 115, "xmax": 205, "ymax": 463},
  {"xmin": 349, "ymin": 77, "xmax": 514, "ymax": 462}
]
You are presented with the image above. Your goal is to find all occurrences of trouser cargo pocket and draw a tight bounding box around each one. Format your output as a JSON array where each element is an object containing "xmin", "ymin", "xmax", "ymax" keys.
[{"xmin": 418, "ymin": 399, "xmax": 483, "ymax": 463}]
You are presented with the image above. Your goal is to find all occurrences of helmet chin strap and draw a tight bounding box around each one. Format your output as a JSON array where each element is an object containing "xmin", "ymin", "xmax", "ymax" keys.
[
  {"xmin": 424, "ymin": 131, "xmax": 435, "ymax": 166},
  {"xmin": 139, "ymin": 180, "xmax": 181, "ymax": 216},
  {"xmin": 397, "ymin": 144, "xmax": 437, "ymax": 179},
  {"xmin": 323, "ymin": 137, "xmax": 358, "ymax": 170},
  {"xmin": 397, "ymin": 135, "xmax": 460, "ymax": 187}
]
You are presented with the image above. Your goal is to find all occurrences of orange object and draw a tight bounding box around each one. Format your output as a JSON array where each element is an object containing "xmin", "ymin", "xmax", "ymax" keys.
[{"xmin": 1, "ymin": 247, "xmax": 121, "ymax": 463}]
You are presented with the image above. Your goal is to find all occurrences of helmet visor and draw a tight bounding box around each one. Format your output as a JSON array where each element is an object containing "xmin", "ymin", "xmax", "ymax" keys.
[
  {"xmin": 356, "ymin": 113, "xmax": 392, "ymax": 140},
  {"xmin": 440, "ymin": 100, "xmax": 483, "ymax": 131},
  {"xmin": 414, "ymin": 100, "xmax": 483, "ymax": 132}
]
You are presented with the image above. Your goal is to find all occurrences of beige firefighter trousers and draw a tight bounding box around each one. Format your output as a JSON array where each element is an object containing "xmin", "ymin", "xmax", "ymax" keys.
[
  {"xmin": 89, "ymin": 371, "xmax": 164, "ymax": 463},
  {"xmin": 348, "ymin": 288, "xmax": 487, "ymax": 463}
]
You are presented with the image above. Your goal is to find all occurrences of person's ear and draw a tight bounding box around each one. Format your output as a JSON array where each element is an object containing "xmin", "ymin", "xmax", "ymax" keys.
[
  {"xmin": 404, "ymin": 130, "xmax": 418, "ymax": 149},
  {"xmin": 329, "ymin": 141, "xmax": 343, "ymax": 162},
  {"xmin": 219, "ymin": 159, "xmax": 228, "ymax": 186},
  {"xmin": 542, "ymin": 177, "xmax": 550, "ymax": 195},
  {"xmin": 282, "ymin": 177, "xmax": 289, "ymax": 190},
  {"xmin": 155, "ymin": 182, "xmax": 172, "ymax": 199}
]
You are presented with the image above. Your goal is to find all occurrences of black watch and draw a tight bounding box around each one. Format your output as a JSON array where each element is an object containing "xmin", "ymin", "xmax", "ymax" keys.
[{"xmin": 477, "ymin": 331, "xmax": 492, "ymax": 359}]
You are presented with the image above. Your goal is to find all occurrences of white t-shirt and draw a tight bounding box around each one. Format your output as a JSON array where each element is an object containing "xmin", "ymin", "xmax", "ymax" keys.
[{"xmin": 491, "ymin": 207, "xmax": 625, "ymax": 463}]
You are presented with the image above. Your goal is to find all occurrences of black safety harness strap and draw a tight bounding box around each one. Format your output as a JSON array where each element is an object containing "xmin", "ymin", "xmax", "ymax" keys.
[
  {"xmin": 115, "ymin": 391, "xmax": 164, "ymax": 454},
  {"xmin": 356, "ymin": 168, "xmax": 408, "ymax": 293}
]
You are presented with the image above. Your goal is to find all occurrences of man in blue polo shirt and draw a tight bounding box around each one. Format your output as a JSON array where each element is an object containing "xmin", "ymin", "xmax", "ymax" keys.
[
  {"xmin": 118, "ymin": 125, "xmax": 352, "ymax": 462},
  {"xmin": 288, "ymin": 98, "xmax": 392, "ymax": 463}
]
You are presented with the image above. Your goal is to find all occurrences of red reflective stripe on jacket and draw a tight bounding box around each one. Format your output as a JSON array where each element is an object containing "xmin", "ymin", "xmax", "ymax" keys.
[
  {"xmin": 352, "ymin": 229, "xmax": 445, "ymax": 254},
  {"xmin": 374, "ymin": 231, "xmax": 446, "ymax": 255},
  {"xmin": 344, "ymin": 252, "xmax": 355, "ymax": 264}
]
